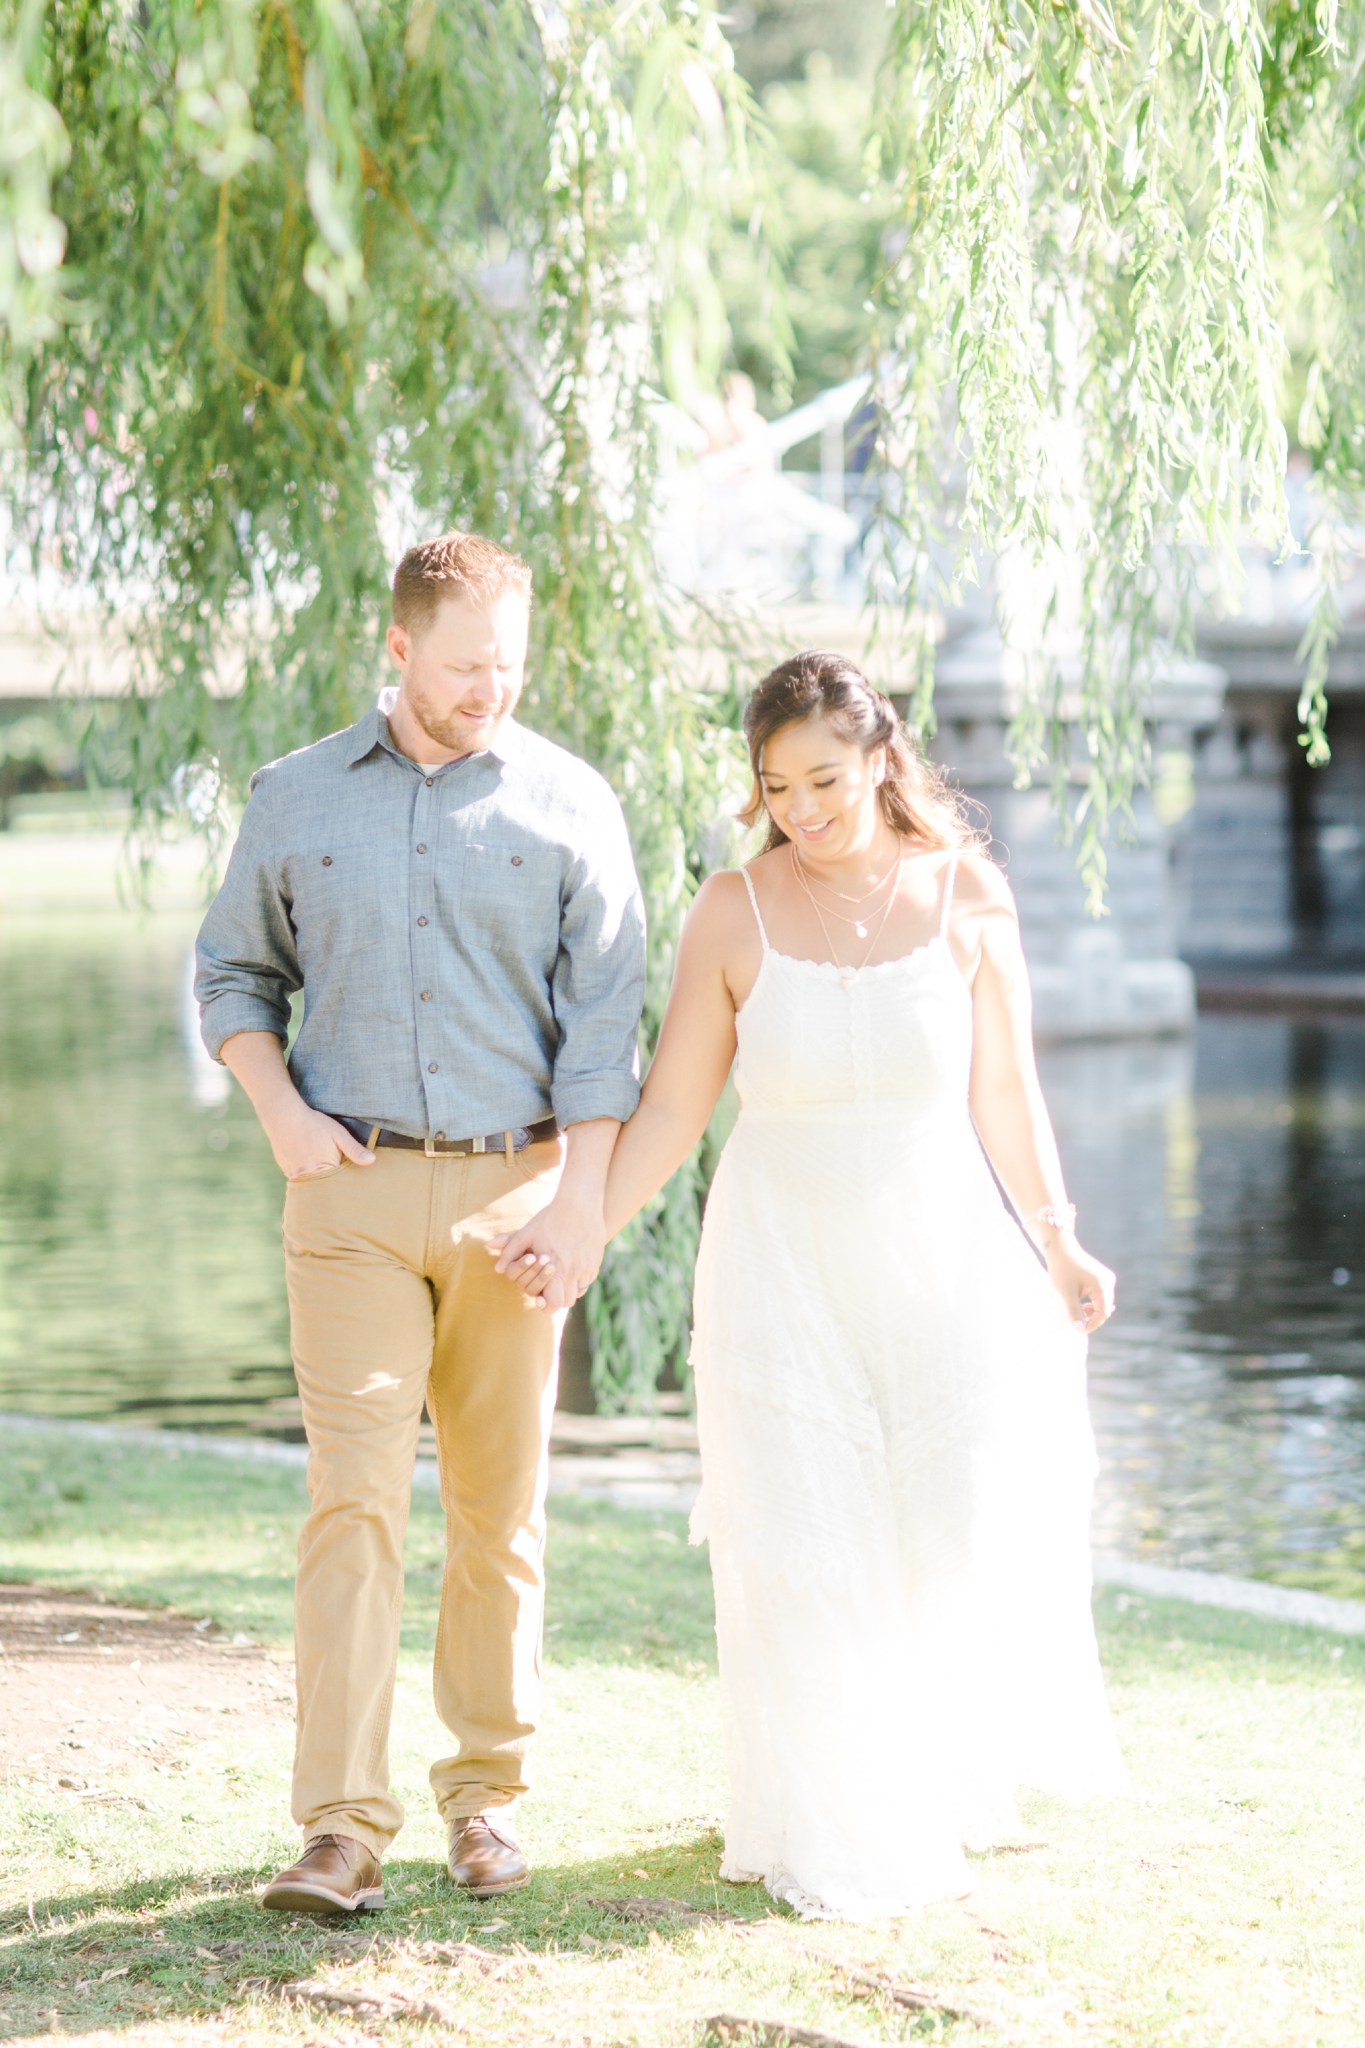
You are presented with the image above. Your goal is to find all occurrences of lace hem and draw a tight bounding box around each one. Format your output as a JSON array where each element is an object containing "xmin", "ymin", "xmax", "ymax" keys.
[{"xmin": 720, "ymin": 1854, "xmax": 973, "ymax": 1922}]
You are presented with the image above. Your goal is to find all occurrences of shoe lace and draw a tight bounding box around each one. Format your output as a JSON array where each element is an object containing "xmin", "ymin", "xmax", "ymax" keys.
[
  {"xmin": 307, "ymin": 1832, "xmax": 364, "ymax": 1866},
  {"xmin": 455, "ymin": 1814, "xmax": 513, "ymax": 1849}
]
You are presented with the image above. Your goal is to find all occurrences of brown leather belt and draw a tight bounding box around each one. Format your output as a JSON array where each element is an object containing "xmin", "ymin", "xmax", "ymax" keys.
[{"xmin": 332, "ymin": 1114, "xmax": 558, "ymax": 1160}]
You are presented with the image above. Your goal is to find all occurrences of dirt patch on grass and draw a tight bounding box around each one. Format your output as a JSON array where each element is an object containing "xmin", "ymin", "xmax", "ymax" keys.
[{"xmin": 0, "ymin": 1582, "xmax": 293, "ymax": 1799}]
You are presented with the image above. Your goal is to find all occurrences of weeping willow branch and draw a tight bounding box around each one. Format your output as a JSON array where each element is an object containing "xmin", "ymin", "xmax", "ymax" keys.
[
  {"xmin": 526, "ymin": 0, "xmax": 761, "ymax": 1403},
  {"xmin": 0, "ymin": 0, "xmax": 762, "ymax": 1406},
  {"xmin": 871, "ymin": 0, "xmax": 1341, "ymax": 904}
]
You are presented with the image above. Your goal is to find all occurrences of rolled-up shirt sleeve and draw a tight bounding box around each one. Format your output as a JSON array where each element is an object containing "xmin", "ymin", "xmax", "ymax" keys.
[
  {"xmin": 195, "ymin": 770, "xmax": 301, "ymax": 1061},
  {"xmin": 550, "ymin": 798, "xmax": 646, "ymax": 1128}
]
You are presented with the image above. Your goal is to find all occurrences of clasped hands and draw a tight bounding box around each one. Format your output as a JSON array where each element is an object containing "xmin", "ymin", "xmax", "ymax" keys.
[
  {"xmin": 262, "ymin": 1091, "xmax": 603, "ymax": 1309},
  {"xmin": 488, "ymin": 1192, "xmax": 606, "ymax": 1312}
]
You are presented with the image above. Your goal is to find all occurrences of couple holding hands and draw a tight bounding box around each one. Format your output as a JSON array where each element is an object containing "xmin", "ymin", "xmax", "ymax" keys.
[{"xmin": 196, "ymin": 530, "xmax": 1123, "ymax": 1927}]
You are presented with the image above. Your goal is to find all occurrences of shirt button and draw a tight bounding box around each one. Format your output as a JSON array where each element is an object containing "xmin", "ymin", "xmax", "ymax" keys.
[
  {"xmin": 420, "ymin": 990, "xmax": 432, "ymax": 1001},
  {"xmin": 321, "ymin": 855, "xmax": 333, "ymax": 867},
  {"xmin": 427, "ymin": 1062, "xmax": 438, "ymax": 1074},
  {"xmin": 416, "ymin": 843, "xmax": 427, "ymax": 854},
  {"xmin": 510, "ymin": 854, "xmax": 523, "ymax": 866},
  {"xmin": 416, "ymin": 915, "xmax": 428, "ymax": 927},
  {"xmin": 434, "ymin": 1131, "xmax": 445, "ymax": 1142},
  {"xmin": 425, "ymin": 777, "xmax": 434, "ymax": 786}
]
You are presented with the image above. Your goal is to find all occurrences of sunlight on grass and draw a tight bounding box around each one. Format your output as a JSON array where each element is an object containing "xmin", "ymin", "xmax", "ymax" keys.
[{"xmin": 2, "ymin": 1419, "xmax": 1363, "ymax": 2046}]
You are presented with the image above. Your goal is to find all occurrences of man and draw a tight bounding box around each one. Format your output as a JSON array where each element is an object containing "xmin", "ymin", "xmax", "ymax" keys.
[{"xmin": 196, "ymin": 532, "xmax": 645, "ymax": 1912}]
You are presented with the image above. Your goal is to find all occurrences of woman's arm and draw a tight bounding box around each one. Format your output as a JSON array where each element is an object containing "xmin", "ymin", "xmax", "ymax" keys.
[
  {"xmin": 963, "ymin": 857, "xmax": 1116, "ymax": 1334},
  {"xmin": 602, "ymin": 875, "xmax": 744, "ymax": 1236},
  {"xmin": 491, "ymin": 874, "xmax": 745, "ymax": 1303}
]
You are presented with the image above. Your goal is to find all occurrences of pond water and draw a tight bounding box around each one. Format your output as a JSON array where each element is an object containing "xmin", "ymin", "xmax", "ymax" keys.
[{"xmin": 2, "ymin": 911, "xmax": 1364, "ymax": 1598}]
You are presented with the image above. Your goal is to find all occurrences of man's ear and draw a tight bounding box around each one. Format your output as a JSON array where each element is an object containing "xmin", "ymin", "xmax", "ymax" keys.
[{"xmin": 385, "ymin": 622, "xmax": 410, "ymax": 671}]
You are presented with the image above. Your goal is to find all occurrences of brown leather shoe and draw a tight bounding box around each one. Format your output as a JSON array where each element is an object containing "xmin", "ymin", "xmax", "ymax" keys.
[
  {"xmin": 446, "ymin": 1813, "xmax": 529, "ymax": 1897},
  {"xmin": 261, "ymin": 1833, "xmax": 385, "ymax": 1914}
]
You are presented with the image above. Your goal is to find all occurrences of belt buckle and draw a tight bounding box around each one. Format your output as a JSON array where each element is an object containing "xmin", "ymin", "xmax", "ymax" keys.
[{"xmin": 424, "ymin": 1133, "xmax": 464, "ymax": 1158}]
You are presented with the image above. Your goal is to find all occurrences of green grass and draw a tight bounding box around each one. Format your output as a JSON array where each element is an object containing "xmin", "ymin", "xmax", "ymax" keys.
[{"xmin": 2, "ymin": 1418, "xmax": 1364, "ymax": 2047}]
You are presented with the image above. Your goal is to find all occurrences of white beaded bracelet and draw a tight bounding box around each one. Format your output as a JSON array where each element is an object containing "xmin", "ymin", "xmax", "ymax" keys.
[{"xmin": 1027, "ymin": 1201, "xmax": 1077, "ymax": 1234}]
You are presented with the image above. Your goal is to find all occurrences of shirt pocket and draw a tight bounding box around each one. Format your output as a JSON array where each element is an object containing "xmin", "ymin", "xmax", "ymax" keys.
[
  {"xmin": 284, "ymin": 841, "xmax": 394, "ymax": 956},
  {"xmin": 456, "ymin": 841, "xmax": 563, "ymax": 957}
]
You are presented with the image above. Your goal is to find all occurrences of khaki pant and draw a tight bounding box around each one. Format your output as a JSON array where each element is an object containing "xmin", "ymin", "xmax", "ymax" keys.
[{"xmin": 280, "ymin": 1138, "xmax": 566, "ymax": 1854}]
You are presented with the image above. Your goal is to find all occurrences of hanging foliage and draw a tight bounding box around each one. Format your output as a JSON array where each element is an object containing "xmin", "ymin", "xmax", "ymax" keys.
[
  {"xmin": 872, "ymin": 0, "xmax": 1358, "ymax": 905},
  {"xmin": 1267, "ymin": 2, "xmax": 1365, "ymax": 768},
  {"xmin": 0, "ymin": 0, "xmax": 762, "ymax": 1407}
]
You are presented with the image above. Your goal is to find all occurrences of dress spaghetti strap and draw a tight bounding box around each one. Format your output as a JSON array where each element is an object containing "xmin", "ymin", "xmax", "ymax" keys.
[
  {"xmin": 739, "ymin": 865, "xmax": 771, "ymax": 952},
  {"xmin": 938, "ymin": 853, "xmax": 960, "ymax": 940}
]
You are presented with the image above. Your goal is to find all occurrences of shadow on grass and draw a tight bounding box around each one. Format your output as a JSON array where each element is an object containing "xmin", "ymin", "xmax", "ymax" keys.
[{"xmin": 1, "ymin": 1836, "xmax": 776, "ymax": 2038}]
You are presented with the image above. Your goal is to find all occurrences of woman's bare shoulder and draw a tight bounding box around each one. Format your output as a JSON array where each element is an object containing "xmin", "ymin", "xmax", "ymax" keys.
[
  {"xmin": 692, "ymin": 864, "xmax": 757, "ymax": 906},
  {"xmin": 686, "ymin": 865, "xmax": 764, "ymax": 939},
  {"xmin": 951, "ymin": 846, "xmax": 1016, "ymax": 915}
]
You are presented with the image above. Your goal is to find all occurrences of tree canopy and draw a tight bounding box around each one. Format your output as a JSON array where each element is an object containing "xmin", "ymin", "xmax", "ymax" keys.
[{"xmin": 2, "ymin": 0, "xmax": 1362, "ymax": 1398}]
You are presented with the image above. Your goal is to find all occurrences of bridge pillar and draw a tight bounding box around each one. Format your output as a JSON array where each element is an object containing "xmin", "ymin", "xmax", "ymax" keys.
[{"xmin": 914, "ymin": 626, "xmax": 1228, "ymax": 1040}]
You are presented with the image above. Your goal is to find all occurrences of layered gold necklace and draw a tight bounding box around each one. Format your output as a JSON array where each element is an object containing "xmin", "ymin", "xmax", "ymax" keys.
[
  {"xmin": 789, "ymin": 839, "xmax": 904, "ymax": 990},
  {"xmin": 794, "ymin": 837, "xmax": 903, "ymax": 938}
]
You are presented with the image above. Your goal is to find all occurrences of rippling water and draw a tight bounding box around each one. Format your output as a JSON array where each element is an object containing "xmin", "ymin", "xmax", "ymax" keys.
[
  {"xmin": 0, "ymin": 915, "xmax": 295, "ymax": 1436},
  {"xmin": 1041, "ymin": 1026, "xmax": 1365, "ymax": 1597},
  {"xmin": 1, "ymin": 912, "xmax": 1363, "ymax": 1595}
]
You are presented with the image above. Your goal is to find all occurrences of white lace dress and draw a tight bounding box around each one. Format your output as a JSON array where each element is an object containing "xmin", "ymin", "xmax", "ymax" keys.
[{"xmin": 688, "ymin": 857, "xmax": 1125, "ymax": 1920}]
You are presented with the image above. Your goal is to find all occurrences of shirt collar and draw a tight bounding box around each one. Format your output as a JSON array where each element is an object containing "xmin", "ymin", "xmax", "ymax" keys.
[
  {"xmin": 344, "ymin": 689, "xmax": 523, "ymax": 770},
  {"xmin": 343, "ymin": 704, "xmax": 387, "ymax": 767}
]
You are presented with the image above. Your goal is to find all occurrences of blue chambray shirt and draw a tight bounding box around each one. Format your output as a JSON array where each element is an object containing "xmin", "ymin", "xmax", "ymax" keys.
[{"xmin": 195, "ymin": 691, "xmax": 646, "ymax": 1140}]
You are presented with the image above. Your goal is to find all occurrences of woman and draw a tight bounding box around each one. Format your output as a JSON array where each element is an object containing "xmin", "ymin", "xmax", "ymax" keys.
[{"xmin": 516, "ymin": 649, "xmax": 1126, "ymax": 1917}]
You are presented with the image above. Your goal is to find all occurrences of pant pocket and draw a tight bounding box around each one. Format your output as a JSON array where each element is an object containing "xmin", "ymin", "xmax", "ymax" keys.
[{"xmin": 512, "ymin": 1137, "xmax": 565, "ymax": 1184}]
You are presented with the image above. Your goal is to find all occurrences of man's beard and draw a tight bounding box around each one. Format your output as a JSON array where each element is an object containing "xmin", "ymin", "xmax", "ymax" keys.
[{"xmin": 410, "ymin": 690, "xmax": 506, "ymax": 755}]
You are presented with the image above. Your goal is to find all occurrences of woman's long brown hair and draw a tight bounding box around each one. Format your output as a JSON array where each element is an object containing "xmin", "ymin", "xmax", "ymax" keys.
[{"xmin": 738, "ymin": 648, "xmax": 984, "ymax": 853}]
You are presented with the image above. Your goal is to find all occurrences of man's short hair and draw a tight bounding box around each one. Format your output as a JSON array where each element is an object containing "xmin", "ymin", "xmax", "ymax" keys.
[{"xmin": 391, "ymin": 531, "xmax": 533, "ymax": 636}]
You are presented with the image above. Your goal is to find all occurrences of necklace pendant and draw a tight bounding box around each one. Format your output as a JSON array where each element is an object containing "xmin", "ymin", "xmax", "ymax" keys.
[{"xmin": 854, "ymin": 920, "xmax": 868, "ymax": 939}]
